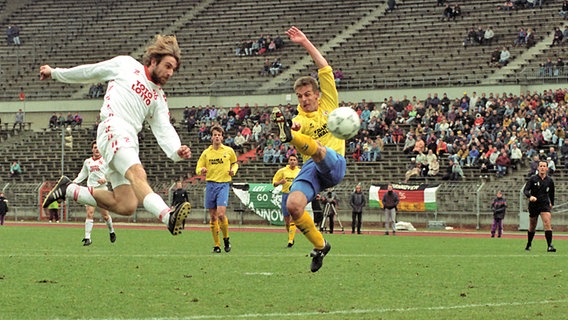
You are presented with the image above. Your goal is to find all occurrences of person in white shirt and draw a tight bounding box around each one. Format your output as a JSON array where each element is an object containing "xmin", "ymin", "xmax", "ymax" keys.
[
  {"xmin": 73, "ymin": 141, "xmax": 116, "ymax": 246},
  {"xmin": 40, "ymin": 35, "xmax": 192, "ymax": 235}
]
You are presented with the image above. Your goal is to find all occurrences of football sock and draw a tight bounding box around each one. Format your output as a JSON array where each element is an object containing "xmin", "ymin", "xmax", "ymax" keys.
[
  {"xmin": 288, "ymin": 222, "xmax": 296, "ymax": 243},
  {"xmin": 527, "ymin": 231, "xmax": 536, "ymax": 246},
  {"xmin": 105, "ymin": 215, "xmax": 114, "ymax": 233},
  {"xmin": 289, "ymin": 132, "xmax": 318, "ymax": 157},
  {"xmin": 545, "ymin": 230, "xmax": 553, "ymax": 246},
  {"xmin": 143, "ymin": 193, "xmax": 171, "ymax": 224},
  {"xmin": 219, "ymin": 216, "xmax": 229, "ymax": 239},
  {"xmin": 294, "ymin": 211, "xmax": 324, "ymax": 249},
  {"xmin": 85, "ymin": 219, "xmax": 94, "ymax": 239},
  {"xmin": 210, "ymin": 220, "xmax": 220, "ymax": 247},
  {"xmin": 66, "ymin": 184, "xmax": 97, "ymax": 207}
]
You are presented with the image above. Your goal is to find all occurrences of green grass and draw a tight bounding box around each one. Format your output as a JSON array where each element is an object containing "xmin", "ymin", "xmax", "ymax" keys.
[{"xmin": 0, "ymin": 225, "xmax": 567, "ymax": 319}]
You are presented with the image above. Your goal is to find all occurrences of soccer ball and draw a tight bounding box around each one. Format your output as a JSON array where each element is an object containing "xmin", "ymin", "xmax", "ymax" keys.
[{"xmin": 327, "ymin": 107, "xmax": 360, "ymax": 140}]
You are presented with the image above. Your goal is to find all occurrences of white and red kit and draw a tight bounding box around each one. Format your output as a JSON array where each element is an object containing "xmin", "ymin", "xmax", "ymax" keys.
[
  {"xmin": 51, "ymin": 56, "xmax": 183, "ymax": 186},
  {"xmin": 73, "ymin": 156, "xmax": 108, "ymax": 190}
]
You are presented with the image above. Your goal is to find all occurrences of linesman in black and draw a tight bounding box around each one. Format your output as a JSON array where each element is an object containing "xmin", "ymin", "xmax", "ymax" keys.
[
  {"xmin": 523, "ymin": 160, "xmax": 556, "ymax": 252},
  {"xmin": 171, "ymin": 181, "xmax": 189, "ymax": 208}
]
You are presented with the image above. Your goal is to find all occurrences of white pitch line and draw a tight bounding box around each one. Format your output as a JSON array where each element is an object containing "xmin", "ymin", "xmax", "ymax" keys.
[{"xmin": 92, "ymin": 299, "xmax": 568, "ymax": 320}]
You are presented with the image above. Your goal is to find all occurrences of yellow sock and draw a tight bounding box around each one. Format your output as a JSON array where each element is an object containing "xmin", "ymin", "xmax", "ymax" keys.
[
  {"xmin": 219, "ymin": 216, "xmax": 229, "ymax": 239},
  {"xmin": 294, "ymin": 211, "xmax": 324, "ymax": 249},
  {"xmin": 210, "ymin": 220, "xmax": 220, "ymax": 247},
  {"xmin": 290, "ymin": 132, "xmax": 318, "ymax": 156},
  {"xmin": 288, "ymin": 222, "xmax": 296, "ymax": 244}
]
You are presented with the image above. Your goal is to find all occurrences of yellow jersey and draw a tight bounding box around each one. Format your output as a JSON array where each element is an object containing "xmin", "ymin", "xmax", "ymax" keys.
[
  {"xmin": 196, "ymin": 144, "xmax": 238, "ymax": 183},
  {"xmin": 293, "ymin": 65, "xmax": 344, "ymax": 162},
  {"xmin": 272, "ymin": 165, "xmax": 301, "ymax": 194}
]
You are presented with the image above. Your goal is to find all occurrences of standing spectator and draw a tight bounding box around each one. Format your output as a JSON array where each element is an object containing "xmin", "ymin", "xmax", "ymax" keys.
[
  {"xmin": 0, "ymin": 192, "xmax": 8, "ymax": 226},
  {"xmin": 196, "ymin": 125, "xmax": 238, "ymax": 253},
  {"xmin": 523, "ymin": 160, "xmax": 556, "ymax": 252},
  {"xmin": 171, "ymin": 181, "xmax": 189, "ymax": 208},
  {"xmin": 490, "ymin": 190, "xmax": 507, "ymax": 238},
  {"xmin": 561, "ymin": 1, "xmax": 568, "ymax": 20},
  {"xmin": 381, "ymin": 183, "xmax": 399, "ymax": 236},
  {"xmin": 349, "ymin": 184, "xmax": 366, "ymax": 234},
  {"xmin": 13, "ymin": 109, "xmax": 24, "ymax": 131},
  {"xmin": 47, "ymin": 200, "xmax": 60, "ymax": 223},
  {"xmin": 10, "ymin": 161, "xmax": 22, "ymax": 178}
]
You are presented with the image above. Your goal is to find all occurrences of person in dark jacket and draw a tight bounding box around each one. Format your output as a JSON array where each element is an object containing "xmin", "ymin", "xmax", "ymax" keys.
[
  {"xmin": 381, "ymin": 183, "xmax": 400, "ymax": 235},
  {"xmin": 0, "ymin": 192, "xmax": 8, "ymax": 226},
  {"xmin": 491, "ymin": 190, "xmax": 507, "ymax": 238},
  {"xmin": 349, "ymin": 184, "xmax": 366, "ymax": 234}
]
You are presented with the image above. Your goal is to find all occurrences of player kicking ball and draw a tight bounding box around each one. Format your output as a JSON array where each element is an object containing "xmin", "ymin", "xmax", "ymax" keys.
[
  {"xmin": 271, "ymin": 26, "xmax": 347, "ymax": 272},
  {"xmin": 40, "ymin": 35, "xmax": 191, "ymax": 235}
]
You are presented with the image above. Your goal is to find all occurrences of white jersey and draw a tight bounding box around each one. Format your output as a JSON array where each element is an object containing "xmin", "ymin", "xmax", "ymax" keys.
[
  {"xmin": 51, "ymin": 56, "xmax": 182, "ymax": 162},
  {"xmin": 73, "ymin": 156, "xmax": 107, "ymax": 188}
]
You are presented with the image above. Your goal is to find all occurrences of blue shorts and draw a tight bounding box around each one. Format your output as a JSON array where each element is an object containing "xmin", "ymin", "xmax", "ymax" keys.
[
  {"xmin": 281, "ymin": 193, "xmax": 290, "ymax": 217},
  {"xmin": 205, "ymin": 182, "xmax": 230, "ymax": 209},
  {"xmin": 290, "ymin": 147, "xmax": 346, "ymax": 202}
]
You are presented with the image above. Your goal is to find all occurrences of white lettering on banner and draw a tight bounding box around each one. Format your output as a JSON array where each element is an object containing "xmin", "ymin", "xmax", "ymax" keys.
[{"xmin": 256, "ymin": 194, "xmax": 269, "ymax": 202}]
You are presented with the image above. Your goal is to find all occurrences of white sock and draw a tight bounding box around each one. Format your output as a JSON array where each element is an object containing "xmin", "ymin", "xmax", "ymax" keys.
[
  {"xmin": 66, "ymin": 184, "xmax": 97, "ymax": 207},
  {"xmin": 85, "ymin": 219, "xmax": 94, "ymax": 239},
  {"xmin": 106, "ymin": 216, "xmax": 114, "ymax": 233},
  {"xmin": 142, "ymin": 193, "xmax": 171, "ymax": 224}
]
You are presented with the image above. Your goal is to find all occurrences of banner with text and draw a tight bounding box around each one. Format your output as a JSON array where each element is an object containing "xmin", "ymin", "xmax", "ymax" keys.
[
  {"xmin": 232, "ymin": 183, "xmax": 312, "ymax": 226},
  {"xmin": 369, "ymin": 183, "xmax": 439, "ymax": 212}
]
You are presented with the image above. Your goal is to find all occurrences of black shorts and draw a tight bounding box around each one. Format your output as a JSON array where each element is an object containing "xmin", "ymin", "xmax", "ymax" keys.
[{"xmin": 528, "ymin": 203, "xmax": 551, "ymax": 217}]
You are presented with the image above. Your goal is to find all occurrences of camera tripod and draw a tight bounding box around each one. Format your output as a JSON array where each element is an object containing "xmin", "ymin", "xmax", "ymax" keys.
[{"xmin": 319, "ymin": 202, "xmax": 345, "ymax": 234}]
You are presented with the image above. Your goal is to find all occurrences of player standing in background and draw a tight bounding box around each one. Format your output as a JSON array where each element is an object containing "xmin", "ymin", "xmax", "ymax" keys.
[
  {"xmin": 272, "ymin": 154, "xmax": 301, "ymax": 248},
  {"xmin": 196, "ymin": 125, "xmax": 238, "ymax": 253},
  {"xmin": 271, "ymin": 26, "xmax": 346, "ymax": 272},
  {"xmin": 73, "ymin": 141, "xmax": 116, "ymax": 246},
  {"xmin": 523, "ymin": 160, "xmax": 556, "ymax": 252},
  {"xmin": 40, "ymin": 35, "xmax": 192, "ymax": 235}
]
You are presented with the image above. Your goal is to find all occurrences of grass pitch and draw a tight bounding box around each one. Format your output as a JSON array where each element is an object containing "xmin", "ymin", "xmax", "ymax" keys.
[{"xmin": 0, "ymin": 224, "xmax": 567, "ymax": 320}]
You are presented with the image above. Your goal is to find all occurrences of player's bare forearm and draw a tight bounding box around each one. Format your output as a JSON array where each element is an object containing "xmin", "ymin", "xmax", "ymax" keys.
[{"xmin": 286, "ymin": 26, "xmax": 328, "ymax": 69}]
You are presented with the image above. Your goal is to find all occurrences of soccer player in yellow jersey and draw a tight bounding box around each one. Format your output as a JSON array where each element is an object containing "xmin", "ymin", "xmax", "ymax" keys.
[
  {"xmin": 272, "ymin": 26, "xmax": 346, "ymax": 272},
  {"xmin": 272, "ymin": 154, "xmax": 301, "ymax": 248},
  {"xmin": 196, "ymin": 125, "xmax": 239, "ymax": 253}
]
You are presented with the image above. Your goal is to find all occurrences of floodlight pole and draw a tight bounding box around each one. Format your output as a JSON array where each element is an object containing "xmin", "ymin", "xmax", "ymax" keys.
[{"xmin": 475, "ymin": 178, "xmax": 486, "ymax": 230}]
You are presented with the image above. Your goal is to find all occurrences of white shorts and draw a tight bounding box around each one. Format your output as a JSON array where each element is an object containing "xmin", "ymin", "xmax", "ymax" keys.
[{"xmin": 96, "ymin": 117, "xmax": 141, "ymax": 188}]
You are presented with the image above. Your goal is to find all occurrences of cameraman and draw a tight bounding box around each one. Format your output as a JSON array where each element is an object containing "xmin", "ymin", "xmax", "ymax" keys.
[{"xmin": 321, "ymin": 190, "xmax": 338, "ymax": 234}]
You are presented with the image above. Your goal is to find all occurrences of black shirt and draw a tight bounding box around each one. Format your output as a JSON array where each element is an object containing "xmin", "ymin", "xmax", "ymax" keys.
[
  {"xmin": 171, "ymin": 188, "xmax": 189, "ymax": 207},
  {"xmin": 523, "ymin": 174, "xmax": 555, "ymax": 207}
]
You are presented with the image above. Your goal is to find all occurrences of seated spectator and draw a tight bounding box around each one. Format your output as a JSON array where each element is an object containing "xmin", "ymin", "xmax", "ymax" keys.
[
  {"xmin": 547, "ymin": 157, "xmax": 556, "ymax": 175},
  {"xmin": 48, "ymin": 113, "xmax": 58, "ymax": 130},
  {"xmin": 72, "ymin": 112, "xmax": 83, "ymax": 128},
  {"xmin": 404, "ymin": 157, "xmax": 421, "ymax": 183},
  {"xmin": 442, "ymin": 4, "xmax": 453, "ymax": 21},
  {"xmin": 352, "ymin": 144, "xmax": 363, "ymax": 162},
  {"xmin": 402, "ymin": 134, "xmax": 416, "ymax": 154},
  {"xmin": 10, "ymin": 161, "xmax": 22, "ymax": 178},
  {"xmin": 466, "ymin": 145, "xmax": 480, "ymax": 166},
  {"xmin": 274, "ymin": 35, "xmax": 284, "ymax": 49},
  {"xmin": 260, "ymin": 58, "xmax": 270, "ymax": 76},
  {"xmin": 386, "ymin": 0, "xmax": 396, "ymax": 12},
  {"xmin": 241, "ymin": 125, "xmax": 252, "ymax": 141},
  {"xmin": 333, "ymin": 68, "xmax": 344, "ymax": 86},
  {"xmin": 489, "ymin": 47, "xmax": 501, "ymax": 67},
  {"xmin": 513, "ymin": 27, "xmax": 527, "ymax": 47},
  {"xmin": 510, "ymin": 144, "xmax": 523, "ymax": 169},
  {"xmin": 269, "ymin": 58, "xmax": 282, "ymax": 76},
  {"xmin": 428, "ymin": 158, "xmax": 440, "ymax": 176},
  {"xmin": 263, "ymin": 145, "xmax": 275, "ymax": 163},
  {"xmin": 234, "ymin": 132, "xmax": 246, "ymax": 151},
  {"xmin": 391, "ymin": 125, "xmax": 405, "ymax": 144},
  {"xmin": 495, "ymin": 149, "xmax": 511, "ymax": 177},
  {"xmin": 452, "ymin": 4, "xmax": 461, "ymax": 20},
  {"xmin": 412, "ymin": 137, "xmax": 425, "ymax": 154},
  {"xmin": 552, "ymin": 27, "xmax": 563, "ymax": 47},
  {"xmin": 57, "ymin": 113, "xmax": 65, "ymax": 127},
  {"xmin": 442, "ymin": 159, "xmax": 464, "ymax": 180},
  {"xmin": 499, "ymin": 46, "xmax": 511, "ymax": 66},
  {"xmin": 525, "ymin": 28, "xmax": 535, "ymax": 48},
  {"xmin": 463, "ymin": 27, "xmax": 479, "ymax": 47},
  {"xmin": 64, "ymin": 112, "xmax": 74, "ymax": 127},
  {"xmin": 484, "ymin": 26, "xmax": 495, "ymax": 45},
  {"xmin": 561, "ymin": 1, "xmax": 568, "ymax": 20},
  {"xmin": 497, "ymin": 0, "xmax": 514, "ymax": 10}
]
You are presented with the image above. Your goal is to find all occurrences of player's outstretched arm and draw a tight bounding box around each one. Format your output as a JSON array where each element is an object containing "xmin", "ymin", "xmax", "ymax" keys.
[{"xmin": 286, "ymin": 26, "xmax": 328, "ymax": 69}]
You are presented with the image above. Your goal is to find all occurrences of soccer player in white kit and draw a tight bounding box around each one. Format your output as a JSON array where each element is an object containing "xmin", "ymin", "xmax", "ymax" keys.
[
  {"xmin": 73, "ymin": 141, "xmax": 116, "ymax": 246},
  {"xmin": 40, "ymin": 35, "xmax": 192, "ymax": 235}
]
